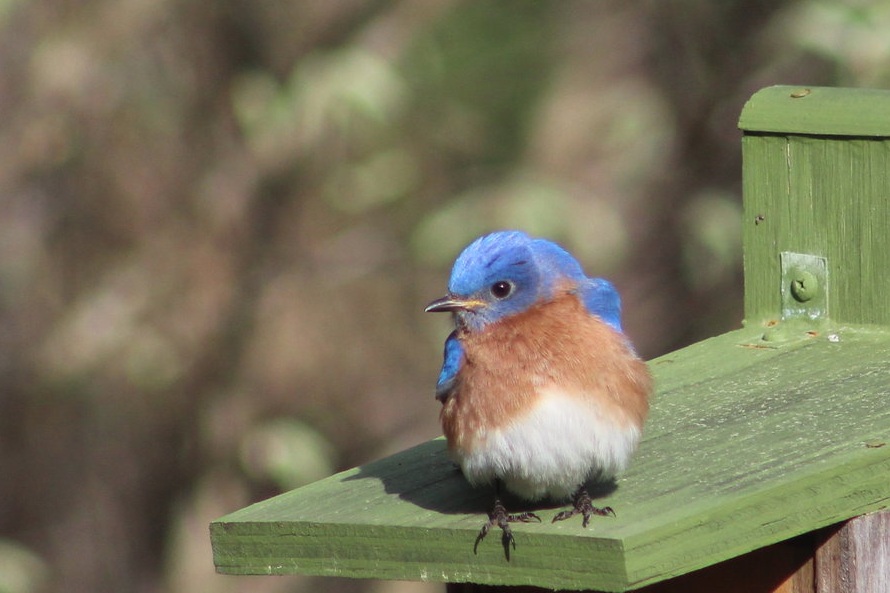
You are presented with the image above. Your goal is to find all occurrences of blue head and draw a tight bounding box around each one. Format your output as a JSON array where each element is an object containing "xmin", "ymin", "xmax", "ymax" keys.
[{"xmin": 425, "ymin": 230, "xmax": 619, "ymax": 332}]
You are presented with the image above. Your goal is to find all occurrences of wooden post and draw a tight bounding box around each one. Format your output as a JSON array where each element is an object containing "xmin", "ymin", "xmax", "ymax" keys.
[
  {"xmin": 814, "ymin": 511, "xmax": 890, "ymax": 593},
  {"xmin": 739, "ymin": 85, "xmax": 890, "ymax": 326}
]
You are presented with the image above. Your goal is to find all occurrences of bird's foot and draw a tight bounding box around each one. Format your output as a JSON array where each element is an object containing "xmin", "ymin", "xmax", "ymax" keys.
[
  {"xmin": 551, "ymin": 488, "xmax": 615, "ymax": 528},
  {"xmin": 474, "ymin": 498, "xmax": 541, "ymax": 558}
]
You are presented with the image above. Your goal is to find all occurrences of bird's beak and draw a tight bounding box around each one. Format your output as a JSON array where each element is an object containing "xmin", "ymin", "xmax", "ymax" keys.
[{"xmin": 424, "ymin": 295, "xmax": 485, "ymax": 313}]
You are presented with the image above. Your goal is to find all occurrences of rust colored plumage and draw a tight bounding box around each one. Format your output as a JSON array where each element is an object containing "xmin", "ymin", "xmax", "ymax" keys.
[{"xmin": 441, "ymin": 289, "xmax": 651, "ymax": 463}]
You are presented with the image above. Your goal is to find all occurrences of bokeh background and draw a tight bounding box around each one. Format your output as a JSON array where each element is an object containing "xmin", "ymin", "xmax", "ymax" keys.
[{"xmin": 1, "ymin": 1, "xmax": 889, "ymax": 592}]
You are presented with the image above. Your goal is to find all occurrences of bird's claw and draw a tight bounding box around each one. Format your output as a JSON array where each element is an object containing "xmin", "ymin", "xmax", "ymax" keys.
[
  {"xmin": 473, "ymin": 499, "xmax": 541, "ymax": 558},
  {"xmin": 507, "ymin": 511, "xmax": 542, "ymax": 524},
  {"xmin": 551, "ymin": 489, "xmax": 614, "ymax": 527}
]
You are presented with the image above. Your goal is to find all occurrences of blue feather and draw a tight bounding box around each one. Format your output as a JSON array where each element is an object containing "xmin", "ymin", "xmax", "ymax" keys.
[
  {"xmin": 435, "ymin": 331, "xmax": 463, "ymax": 402},
  {"xmin": 444, "ymin": 230, "xmax": 620, "ymax": 330},
  {"xmin": 578, "ymin": 278, "xmax": 622, "ymax": 331}
]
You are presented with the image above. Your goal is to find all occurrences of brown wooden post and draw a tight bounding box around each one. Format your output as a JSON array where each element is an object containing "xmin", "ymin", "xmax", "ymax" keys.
[{"xmin": 814, "ymin": 510, "xmax": 890, "ymax": 593}]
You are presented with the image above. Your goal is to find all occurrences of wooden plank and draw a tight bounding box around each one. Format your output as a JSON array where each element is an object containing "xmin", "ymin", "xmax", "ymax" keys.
[
  {"xmin": 739, "ymin": 86, "xmax": 890, "ymax": 136},
  {"xmin": 814, "ymin": 510, "xmax": 890, "ymax": 593},
  {"xmin": 742, "ymin": 134, "xmax": 890, "ymax": 325},
  {"xmin": 211, "ymin": 324, "xmax": 890, "ymax": 591}
]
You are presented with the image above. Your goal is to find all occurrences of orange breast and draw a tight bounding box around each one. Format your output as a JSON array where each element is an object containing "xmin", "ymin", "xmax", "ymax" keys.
[{"xmin": 440, "ymin": 291, "xmax": 652, "ymax": 457}]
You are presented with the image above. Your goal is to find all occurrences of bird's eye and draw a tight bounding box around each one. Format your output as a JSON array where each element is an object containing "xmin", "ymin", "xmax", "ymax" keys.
[{"xmin": 490, "ymin": 280, "xmax": 514, "ymax": 299}]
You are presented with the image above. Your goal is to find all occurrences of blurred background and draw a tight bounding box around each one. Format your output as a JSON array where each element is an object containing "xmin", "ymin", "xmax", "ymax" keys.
[{"xmin": 1, "ymin": 1, "xmax": 889, "ymax": 592}]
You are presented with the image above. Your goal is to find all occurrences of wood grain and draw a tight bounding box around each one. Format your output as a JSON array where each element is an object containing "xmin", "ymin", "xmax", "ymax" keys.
[{"xmin": 815, "ymin": 510, "xmax": 890, "ymax": 593}]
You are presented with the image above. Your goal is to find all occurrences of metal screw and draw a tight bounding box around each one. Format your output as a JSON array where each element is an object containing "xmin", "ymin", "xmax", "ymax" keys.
[{"xmin": 790, "ymin": 271, "xmax": 818, "ymax": 302}]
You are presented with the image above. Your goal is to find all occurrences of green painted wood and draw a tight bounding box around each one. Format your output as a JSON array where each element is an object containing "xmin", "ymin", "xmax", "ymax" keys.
[
  {"xmin": 741, "ymin": 103, "xmax": 890, "ymax": 325},
  {"xmin": 739, "ymin": 85, "xmax": 890, "ymax": 136},
  {"xmin": 211, "ymin": 324, "xmax": 890, "ymax": 591}
]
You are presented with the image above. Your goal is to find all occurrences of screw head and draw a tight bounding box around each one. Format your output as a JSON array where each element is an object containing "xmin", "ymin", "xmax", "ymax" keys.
[{"xmin": 790, "ymin": 271, "xmax": 818, "ymax": 302}]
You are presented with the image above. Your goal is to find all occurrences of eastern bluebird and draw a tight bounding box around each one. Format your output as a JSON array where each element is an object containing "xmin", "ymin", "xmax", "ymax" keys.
[{"xmin": 425, "ymin": 230, "xmax": 652, "ymax": 553}]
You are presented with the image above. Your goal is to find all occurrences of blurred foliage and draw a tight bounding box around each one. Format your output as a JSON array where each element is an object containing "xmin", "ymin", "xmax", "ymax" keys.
[{"xmin": 1, "ymin": 1, "xmax": 889, "ymax": 593}]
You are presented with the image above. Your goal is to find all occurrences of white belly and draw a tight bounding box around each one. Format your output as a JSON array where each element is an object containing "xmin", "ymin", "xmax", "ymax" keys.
[{"xmin": 455, "ymin": 389, "xmax": 640, "ymax": 501}]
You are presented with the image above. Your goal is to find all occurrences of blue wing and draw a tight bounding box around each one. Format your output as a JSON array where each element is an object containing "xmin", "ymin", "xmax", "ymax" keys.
[
  {"xmin": 435, "ymin": 331, "xmax": 463, "ymax": 402},
  {"xmin": 579, "ymin": 277, "xmax": 622, "ymax": 331}
]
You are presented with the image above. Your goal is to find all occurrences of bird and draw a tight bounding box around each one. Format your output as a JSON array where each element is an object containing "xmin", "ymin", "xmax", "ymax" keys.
[{"xmin": 425, "ymin": 230, "xmax": 652, "ymax": 554}]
